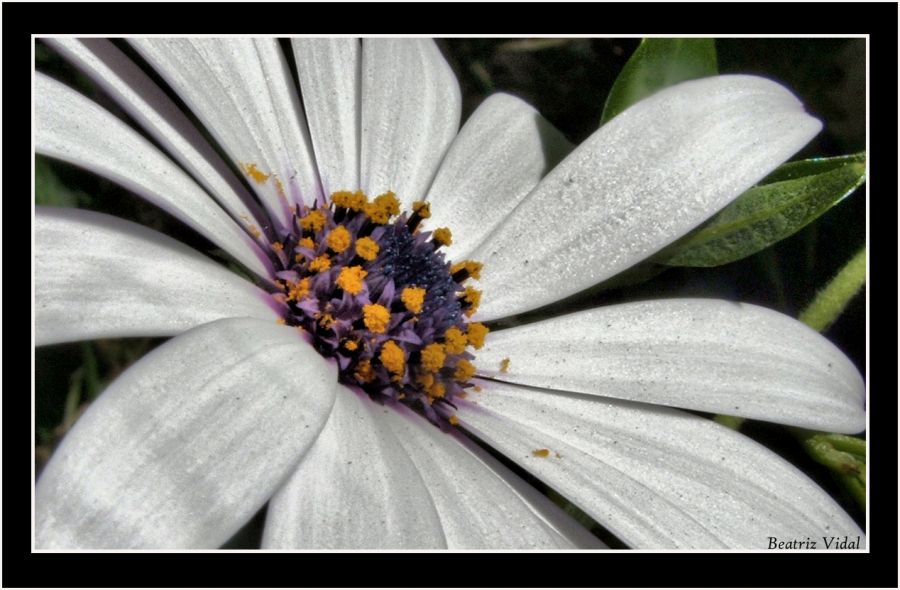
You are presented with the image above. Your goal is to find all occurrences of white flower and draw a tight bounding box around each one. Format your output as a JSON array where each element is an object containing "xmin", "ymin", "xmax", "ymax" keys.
[{"xmin": 34, "ymin": 37, "xmax": 865, "ymax": 550}]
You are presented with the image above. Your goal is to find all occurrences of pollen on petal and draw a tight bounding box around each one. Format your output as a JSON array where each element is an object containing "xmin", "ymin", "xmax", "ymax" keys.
[
  {"xmin": 432, "ymin": 227, "xmax": 452, "ymax": 246},
  {"xmin": 355, "ymin": 236, "xmax": 380, "ymax": 261},
  {"xmin": 532, "ymin": 448, "xmax": 550, "ymax": 458},
  {"xmin": 271, "ymin": 241, "xmax": 284, "ymax": 252},
  {"xmin": 309, "ymin": 254, "xmax": 332, "ymax": 273},
  {"xmin": 241, "ymin": 162, "xmax": 270, "ymax": 184},
  {"xmin": 448, "ymin": 415, "xmax": 460, "ymax": 426},
  {"xmin": 500, "ymin": 357, "xmax": 510, "ymax": 373},
  {"xmin": 443, "ymin": 326, "xmax": 468, "ymax": 354},
  {"xmin": 363, "ymin": 304, "xmax": 391, "ymax": 334},
  {"xmin": 466, "ymin": 323, "xmax": 489, "ymax": 349},
  {"xmin": 379, "ymin": 340, "xmax": 405, "ymax": 377},
  {"xmin": 336, "ymin": 266, "xmax": 368, "ymax": 295},
  {"xmin": 401, "ymin": 287, "xmax": 426, "ymax": 314},
  {"xmin": 420, "ymin": 343, "xmax": 446, "ymax": 372}
]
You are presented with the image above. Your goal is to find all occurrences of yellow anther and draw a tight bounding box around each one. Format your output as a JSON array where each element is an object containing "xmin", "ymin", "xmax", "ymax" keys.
[
  {"xmin": 416, "ymin": 372, "xmax": 435, "ymax": 389},
  {"xmin": 355, "ymin": 236, "xmax": 380, "ymax": 261},
  {"xmin": 294, "ymin": 253, "xmax": 305, "ymax": 264},
  {"xmin": 300, "ymin": 209, "xmax": 327, "ymax": 232},
  {"xmin": 336, "ymin": 266, "xmax": 368, "ymax": 295},
  {"xmin": 448, "ymin": 415, "xmax": 460, "ymax": 426},
  {"xmin": 241, "ymin": 163, "xmax": 270, "ymax": 184},
  {"xmin": 432, "ymin": 227, "xmax": 452, "ymax": 246},
  {"xmin": 287, "ymin": 278, "xmax": 311, "ymax": 302},
  {"xmin": 271, "ymin": 241, "xmax": 284, "ymax": 252},
  {"xmin": 462, "ymin": 287, "xmax": 481, "ymax": 317},
  {"xmin": 428, "ymin": 381, "xmax": 446, "ymax": 399},
  {"xmin": 374, "ymin": 191, "xmax": 400, "ymax": 216},
  {"xmin": 420, "ymin": 343, "xmax": 446, "ymax": 373},
  {"xmin": 330, "ymin": 190, "xmax": 355, "ymax": 208},
  {"xmin": 297, "ymin": 237, "xmax": 315, "ymax": 250},
  {"xmin": 348, "ymin": 190, "xmax": 369, "ymax": 211},
  {"xmin": 309, "ymin": 254, "xmax": 332, "ymax": 273},
  {"xmin": 400, "ymin": 287, "xmax": 426, "ymax": 314},
  {"xmin": 343, "ymin": 339, "xmax": 359, "ymax": 351},
  {"xmin": 412, "ymin": 200, "xmax": 431, "ymax": 219},
  {"xmin": 451, "ymin": 260, "xmax": 483, "ymax": 280},
  {"xmin": 326, "ymin": 225, "xmax": 352, "ymax": 253},
  {"xmin": 466, "ymin": 322, "xmax": 489, "ymax": 349},
  {"xmin": 379, "ymin": 340, "xmax": 405, "ymax": 377},
  {"xmin": 364, "ymin": 202, "xmax": 391, "ymax": 224},
  {"xmin": 454, "ymin": 359, "xmax": 476, "ymax": 382},
  {"xmin": 363, "ymin": 304, "xmax": 391, "ymax": 334},
  {"xmin": 443, "ymin": 327, "xmax": 468, "ymax": 354},
  {"xmin": 354, "ymin": 359, "xmax": 375, "ymax": 383}
]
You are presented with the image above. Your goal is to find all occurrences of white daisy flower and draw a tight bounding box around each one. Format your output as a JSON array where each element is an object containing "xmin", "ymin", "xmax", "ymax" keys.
[{"xmin": 34, "ymin": 37, "xmax": 865, "ymax": 549}]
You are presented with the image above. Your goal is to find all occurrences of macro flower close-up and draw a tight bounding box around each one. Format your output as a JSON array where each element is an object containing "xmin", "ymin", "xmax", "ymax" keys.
[{"xmin": 34, "ymin": 37, "xmax": 867, "ymax": 550}]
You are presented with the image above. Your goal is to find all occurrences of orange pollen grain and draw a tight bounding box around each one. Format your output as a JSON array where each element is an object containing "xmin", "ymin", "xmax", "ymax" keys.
[
  {"xmin": 443, "ymin": 327, "xmax": 468, "ymax": 354},
  {"xmin": 336, "ymin": 266, "xmax": 368, "ymax": 295},
  {"xmin": 363, "ymin": 304, "xmax": 391, "ymax": 334},
  {"xmin": 309, "ymin": 254, "xmax": 332, "ymax": 273},
  {"xmin": 355, "ymin": 237, "xmax": 380, "ymax": 261},
  {"xmin": 466, "ymin": 323, "xmax": 489, "ymax": 349},
  {"xmin": 420, "ymin": 343, "xmax": 446, "ymax": 373},
  {"xmin": 379, "ymin": 340, "xmax": 405, "ymax": 376},
  {"xmin": 400, "ymin": 287, "xmax": 426, "ymax": 314},
  {"xmin": 326, "ymin": 225, "xmax": 352, "ymax": 253}
]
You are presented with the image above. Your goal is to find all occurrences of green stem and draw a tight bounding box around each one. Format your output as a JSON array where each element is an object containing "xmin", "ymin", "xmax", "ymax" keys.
[
  {"xmin": 713, "ymin": 414, "xmax": 745, "ymax": 430},
  {"xmin": 799, "ymin": 246, "xmax": 866, "ymax": 332},
  {"xmin": 792, "ymin": 247, "xmax": 868, "ymax": 511}
]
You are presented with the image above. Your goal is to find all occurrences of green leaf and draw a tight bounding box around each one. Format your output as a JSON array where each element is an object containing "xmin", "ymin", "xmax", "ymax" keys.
[
  {"xmin": 659, "ymin": 152, "xmax": 866, "ymax": 267},
  {"xmin": 600, "ymin": 38, "xmax": 717, "ymax": 124}
]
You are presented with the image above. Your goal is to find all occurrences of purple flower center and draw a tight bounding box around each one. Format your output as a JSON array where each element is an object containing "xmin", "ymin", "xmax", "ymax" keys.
[{"xmin": 267, "ymin": 190, "xmax": 489, "ymax": 425}]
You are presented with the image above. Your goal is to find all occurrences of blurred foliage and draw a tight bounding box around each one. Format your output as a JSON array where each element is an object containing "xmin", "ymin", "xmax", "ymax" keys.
[{"xmin": 35, "ymin": 38, "xmax": 867, "ymax": 540}]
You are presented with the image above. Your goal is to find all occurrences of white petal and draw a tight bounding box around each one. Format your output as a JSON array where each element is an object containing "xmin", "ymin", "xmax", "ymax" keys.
[
  {"xmin": 472, "ymin": 75, "xmax": 822, "ymax": 320},
  {"xmin": 379, "ymin": 402, "xmax": 586, "ymax": 549},
  {"xmin": 35, "ymin": 208, "xmax": 279, "ymax": 346},
  {"xmin": 476, "ymin": 299, "xmax": 865, "ymax": 433},
  {"xmin": 131, "ymin": 38, "xmax": 321, "ymax": 227},
  {"xmin": 35, "ymin": 73, "xmax": 272, "ymax": 279},
  {"xmin": 46, "ymin": 38, "xmax": 271, "ymax": 237},
  {"xmin": 263, "ymin": 386, "xmax": 446, "ymax": 549},
  {"xmin": 458, "ymin": 382, "xmax": 864, "ymax": 549},
  {"xmin": 426, "ymin": 92, "xmax": 573, "ymax": 259},
  {"xmin": 361, "ymin": 38, "xmax": 461, "ymax": 209},
  {"xmin": 36, "ymin": 318, "xmax": 338, "ymax": 549},
  {"xmin": 292, "ymin": 38, "xmax": 360, "ymax": 196}
]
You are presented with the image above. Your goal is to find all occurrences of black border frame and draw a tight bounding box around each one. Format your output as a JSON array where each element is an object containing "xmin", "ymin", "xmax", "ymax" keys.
[{"xmin": 6, "ymin": 2, "xmax": 897, "ymax": 587}]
